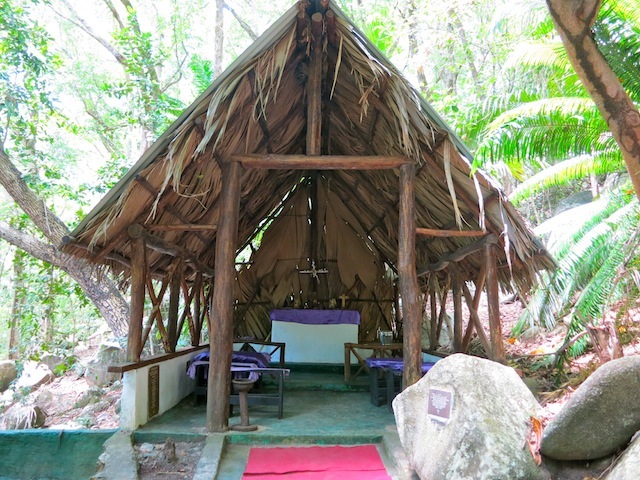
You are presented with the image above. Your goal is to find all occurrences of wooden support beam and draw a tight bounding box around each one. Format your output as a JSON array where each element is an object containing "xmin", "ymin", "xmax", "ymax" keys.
[
  {"xmin": 460, "ymin": 281, "xmax": 491, "ymax": 354},
  {"xmin": 207, "ymin": 161, "xmax": 242, "ymax": 432},
  {"xmin": 127, "ymin": 235, "xmax": 146, "ymax": 362},
  {"xmin": 326, "ymin": 9, "xmax": 337, "ymax": 46},
  {"xmin": 135, "ymin": 176, "xmax": 210, "ymax": 245},
  {"xmin": 435, "ymin": 288, "xmax": 448, "ymax": 346},
  {"xmin": 146, "ymin": 276, "xmax": 171, "ymax": 352},
  {"xmin": 452, "ymin": 269, "xmax": 463, "ymax": 353},
  {"xmin": 307, "ymin": 12, "xmax": 323, "ymax": 156},
  {"xmin": 141, "ymin": 278, "xmax": 169, "ymax": 352},
  {"xmin": 416, "ymin": 234, "xmax": 498, "ymax": 276},
  {"xmin": 399, "ymin": 163, "xmax": 422, "ymax": 388},
  {"xmin": 232, "ymin": 154, "xmax": 411, "ymax": 170},
  {"xmin": 146, "ymin": 224, "xmax": 217, "ymax": 232},
  {"xmin": 128, "ymin": 223, "xmax": 215, "ymax": 277},
  {"xmin": 187, "ymin": 275, "xmax": 202, "ymax": 346},
  {"xmin": 167, "ymin": 259, "xmax": 182, "ymax": 352},
  {"xmin": 416, "ymin": 228, "xmax": 487, "ymax": 238},
  {"xmin": 461, "ymin": 264, "xmax": 487, "ymax": 351},
  {"xmin": 485, "ymin": 243, "xmax": 505, "ymax": 362},
  {"xmin": 429, "ymin": 279, "xmax": 438, "ymax": 350}
]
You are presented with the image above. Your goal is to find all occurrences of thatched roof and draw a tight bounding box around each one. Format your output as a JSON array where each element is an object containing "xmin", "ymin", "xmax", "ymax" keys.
[{"xmin": 62, "ymin": 1, "xmax": 553, "ymax": 335}]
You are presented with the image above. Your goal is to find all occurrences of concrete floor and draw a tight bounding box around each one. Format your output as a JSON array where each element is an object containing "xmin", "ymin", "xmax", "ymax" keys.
[{"xmin": 136, "ymin": 368, "xmax": 415, "ymax": 479}]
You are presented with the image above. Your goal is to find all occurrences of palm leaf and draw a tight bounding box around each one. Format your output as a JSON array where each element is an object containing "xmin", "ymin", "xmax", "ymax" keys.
[{"xmin": 509, "ymin": 151, "xmax": 624, "ymax": 204}]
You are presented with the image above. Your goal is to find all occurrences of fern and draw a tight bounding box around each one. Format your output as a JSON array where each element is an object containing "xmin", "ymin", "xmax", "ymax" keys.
[{"xmin": 514, "ymin": 196, "xmax": 639, "ymax": 339}]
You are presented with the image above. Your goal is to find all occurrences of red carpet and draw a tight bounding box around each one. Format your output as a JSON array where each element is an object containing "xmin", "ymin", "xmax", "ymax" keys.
[{"xmin": 242, "ymin": 445, "xmax": 391, "ymax": 479}]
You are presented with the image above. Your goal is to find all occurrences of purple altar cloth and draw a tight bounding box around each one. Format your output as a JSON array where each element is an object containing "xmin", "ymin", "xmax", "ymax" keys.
[
  {"xmin": 269, "ymin": 309, "xmax": 360, "ymax": 325},
  {"xmin": 366, "ymin": 357, "xmax": 435, "ymax": 374}
]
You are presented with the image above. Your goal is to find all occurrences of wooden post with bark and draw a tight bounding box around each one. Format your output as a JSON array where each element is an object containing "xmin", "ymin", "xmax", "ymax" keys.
[
  {"xmin": 399, "ymin": 163, "xmax": 422, "ymax": 387},
  {"xmin": 168, "ymin": 259, "xmax": 182, "ymax": 352},
  {"xmin": 127, "ymin": 229, "xmax": 146, "ymax": 362},
  {"xmin": 207, "ymin": 161, "xmax": 242, "ymax": 432},
  {"xmin": 485, "ymin": 243, "xmax": 504, "ymax": 362},
  {"xmin": 452, "ymin": 268, "xmax": 463, "ymax": 352}
]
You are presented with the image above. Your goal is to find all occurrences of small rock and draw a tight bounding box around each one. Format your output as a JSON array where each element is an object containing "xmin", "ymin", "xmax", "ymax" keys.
[
  {"xmin": 139, "ymin": 442, "xmax": 155, "ymax": 455},
  {"xmin": 541, "ymin": 356, "xmax": 640, "ymax": 461},
  {"xmin": 0, "ymin": 360, "xmax": 17, "ymax": 392},
  {"xmin": 47, "ymin": 421, "xmax": 83, "ymax": 430},
  {"xmin": 81, "ymin": 399, "xmax": 111, "ymax": 417},
  {"xmin": 16, "ymin": 361, "xmax": 54, "ymax": 391},
  {"xmin": 0, "ymin": 389, "xmax": 14, "ymax": 409},
  {"xmin": 0, "ymin": 404, "xmax": 47, "ymax": 429},
  {"xmin": 164, "ymin": 437, "xmax": 177, "ymax": 463},
  {"xmin": 75, "ymin": 386, "xmax": 104, "ymax": 409}
]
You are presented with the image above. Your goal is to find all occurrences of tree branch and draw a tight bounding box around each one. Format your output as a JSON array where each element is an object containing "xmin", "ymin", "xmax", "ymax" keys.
[
  {"xmin": 0, "ymin": 147, "xmax": 70, "ymax": 245},
  {"xmin": 101, "ymin": 0, "xmax": 125, "ymax": 29},
  {"xmin": 224, "ymin": 2, "xmax": 258, "ymax": 41},
  {"xmin": 0, "ymin": 223, "xmax": 63, "ymax": 266},
  {"xmin": 53, "ymin": 0, "xmax": 128, "ymax": 66}
]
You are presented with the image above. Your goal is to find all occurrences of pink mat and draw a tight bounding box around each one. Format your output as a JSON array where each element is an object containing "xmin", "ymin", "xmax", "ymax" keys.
[{"xmin": 242, "ymin": 445, "xmax": 391, "ymax": 480}]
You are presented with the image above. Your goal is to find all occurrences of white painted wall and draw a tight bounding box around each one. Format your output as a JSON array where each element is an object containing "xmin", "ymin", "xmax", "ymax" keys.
[
  {"xmin": 271, "ymin": 321, "xmax": 358, "ymax": 363},
  {"xmin": 120, "ymin": 352, "xmax": 197, "ymax": 430}
]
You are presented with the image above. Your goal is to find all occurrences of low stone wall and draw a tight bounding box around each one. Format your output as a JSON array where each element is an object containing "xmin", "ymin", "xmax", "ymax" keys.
[
  {"xmin": 118, "ymin": 348, "xmax": 204, "ymax": 430},
  {"xmin": 0, "ymin": 429, "xmax": 115, "ymax": 479}
]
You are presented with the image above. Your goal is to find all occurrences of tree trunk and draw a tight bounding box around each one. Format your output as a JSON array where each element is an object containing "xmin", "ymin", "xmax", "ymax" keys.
[
  {"xmin": 0, "ymin": 222, "xmax": 129, "ymax": 338},
  {"xmin": 43, "ymin": 266, "xmax": 55, "ymax": 344},
  {"xmin": 8, "ymin": 250, "xmax": 25, "ymax": 359},
  {"xmin": 214, "ymin": 0, "xmax": 225, "ymax": 77},
  {"xmin": 546, "ymin": 0, "xmax": 640, "ymax": 202}
]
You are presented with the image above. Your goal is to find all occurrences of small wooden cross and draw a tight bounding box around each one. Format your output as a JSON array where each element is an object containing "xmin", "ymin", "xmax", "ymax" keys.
[{"xmin": 339, "ymin": 294, "xmax": 349, "ymax": 309}]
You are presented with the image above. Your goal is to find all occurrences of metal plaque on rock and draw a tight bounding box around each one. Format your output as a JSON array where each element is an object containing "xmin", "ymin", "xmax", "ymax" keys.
[
  {"xmin": 428, "ymin": 387, "xmax": 453, "ymax": 424},
  {"xmin": 148, "ymin": 365, "xmax": 160, "ymax": 419}
]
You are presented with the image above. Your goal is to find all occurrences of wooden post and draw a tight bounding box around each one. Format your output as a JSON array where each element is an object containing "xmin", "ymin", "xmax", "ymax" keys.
[
  {"xmin": 452, "ymin": 269, "xmax": 463, "ymax": 352},
  {"xmin": 127, "ymin": 230, "xmax": 146, "ymax": 362},
  {"xmin": 429, "ymin": 285, "xmax": 438, "ymax": 350},
  {"xmin": 399, "ymin": 163, "xmax": 422, "ymax": 387},
  {"xmin": 207, "ymin": 161, "xmax": 242, "ymax": 432},
  {"xmin": 167, "ymin": 259, "xmax": 182, "ymax": 352},
  {"xmin": 485, "ymin": 243, "xmax": 504, "ymax": 362},
  {"xmin": 306, "ymin": 12, "xmax": 323, "ymax": 156}
]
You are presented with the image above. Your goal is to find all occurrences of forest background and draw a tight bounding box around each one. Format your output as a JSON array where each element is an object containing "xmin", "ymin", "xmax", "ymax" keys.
[{"xmin": 1, "ymin": 0, "xmax": 639, "ymax": 369}]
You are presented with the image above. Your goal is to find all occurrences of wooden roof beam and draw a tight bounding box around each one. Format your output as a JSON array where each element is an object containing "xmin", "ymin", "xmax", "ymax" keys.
[
  {"xmin": 233, "ymin": 154, "xmax": 411, "ymax": 170},
  {"xmin": 417, "ymin": 234, "xmax": 498, "ymax": 277},
  {"xmin": 128, "ymin": 224, "xmax": 215, "ymax": 277},
  {"xmin": 416, "ymin": 228, "xmax": 487, "ymax": 238}
]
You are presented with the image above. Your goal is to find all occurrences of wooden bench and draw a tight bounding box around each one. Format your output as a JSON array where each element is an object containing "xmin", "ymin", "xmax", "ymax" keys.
[{"xmin": 192, "ymin": 362, "xmax": 289, "ymax": 419}]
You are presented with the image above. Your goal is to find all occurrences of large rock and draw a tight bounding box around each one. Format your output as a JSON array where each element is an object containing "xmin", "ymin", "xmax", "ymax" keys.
[
  {"xmin": 39, "ymin": 353, "xmax": 65, "ymax": 374},
  {"xmin": 84, "ymin": 342, "xmax": 126, "ymax": 387},
  {"xmin": 393, "ymin": 353, "xmax": 543, "ymax": 480},
  {"xmin": 15, "ymin": 361, "xmax": 54, "ymax": 391},
  {"xmin": 541, "ymin": 356, "xmax": 640, "ymax": 461},
  {"xmin": 603, "ymin": 433, "xmax": 640, "ymax": 480},
  {"xmin": 0, "ymin": 360, "xmax": 17, "ymax": 392}
]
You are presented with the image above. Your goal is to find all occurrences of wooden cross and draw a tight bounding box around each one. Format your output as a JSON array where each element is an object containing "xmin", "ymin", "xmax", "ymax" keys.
[
  {"xmin": 339, "ymin": 294, "xmax": 349, "ymax": 309},
  {"xmin": 299, "ymin": 260, "xmax": 328, "ymax": 280}
]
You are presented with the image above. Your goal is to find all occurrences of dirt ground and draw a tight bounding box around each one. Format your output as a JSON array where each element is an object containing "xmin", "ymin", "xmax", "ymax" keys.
[{"xmin": 135, "ymin": 440, "xmax": 204, "ymax": 480}]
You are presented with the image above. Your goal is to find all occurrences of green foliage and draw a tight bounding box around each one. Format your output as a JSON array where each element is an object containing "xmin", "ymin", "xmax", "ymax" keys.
[
  {"xmin": 189, "ymin": 54, "xmax": 215, "ymax": 95},
  {"xmin": 515, "ymin": 193, "xmax": 640, "ymax": 356}
]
